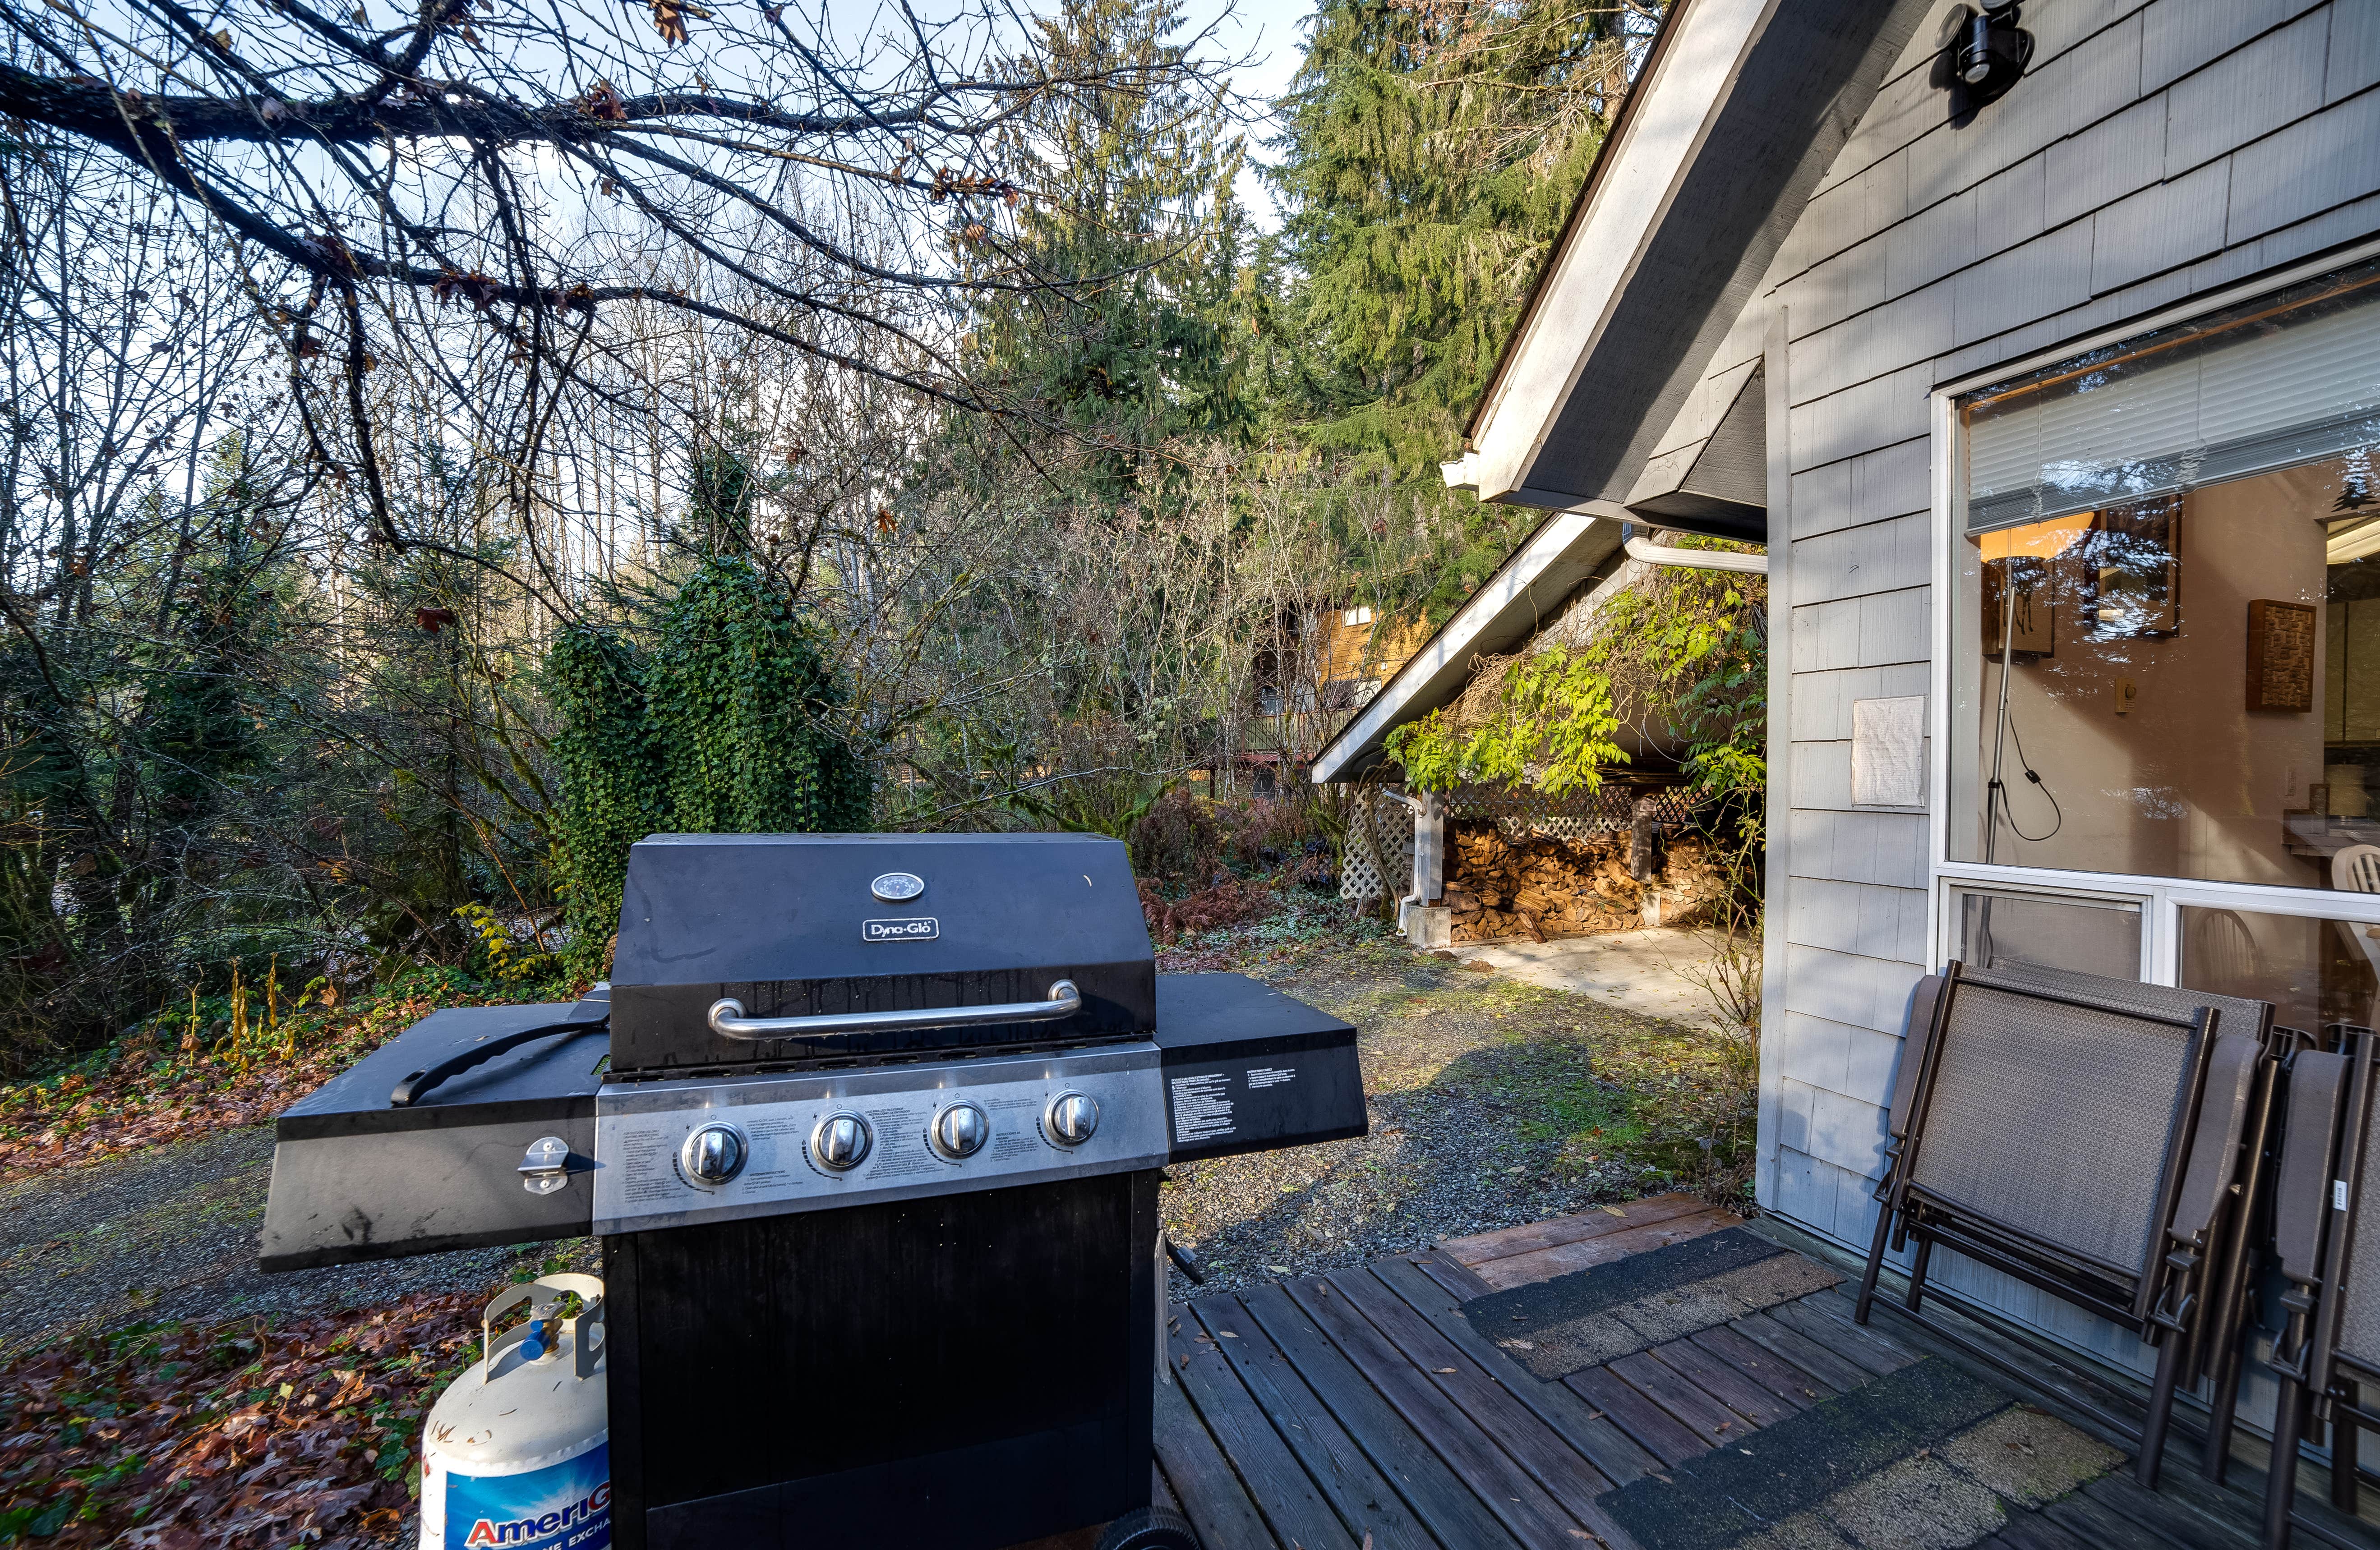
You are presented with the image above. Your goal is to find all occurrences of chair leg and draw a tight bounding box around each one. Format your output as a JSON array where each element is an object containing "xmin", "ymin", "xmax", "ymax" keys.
[
  {"xmin": 2138, "ymin": 1327, "xmax": 2186, "ymax": 1489},
  {"xmin": 2268, "ymin": 1377, "xmax": 2311, "ymax": 1550},
  {"xmin": 2202, "ymin": 1320, "xmax": 2247, "ymax": 1487},
  {"xmin": 2333, "ymin": 1381, "xmax": 2360, "ymax": 1515},
  {"xmin": 1902, "ymin": 1237, "xmax": 1933, "ymax": 1314},
  {"xmin": 1854, "ymin": 1193, "xmax": 1896, "ymax": 1324}
]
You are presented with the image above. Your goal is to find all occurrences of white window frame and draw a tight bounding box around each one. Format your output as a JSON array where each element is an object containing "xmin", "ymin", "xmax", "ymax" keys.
[{"xmin": 1927, "ymin": 238, "xmax": 2380, "ymax": 985}]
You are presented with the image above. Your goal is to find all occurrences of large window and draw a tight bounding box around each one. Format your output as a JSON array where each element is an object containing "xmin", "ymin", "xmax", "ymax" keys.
[{"xmin": 1951, "ymin": 261, "xmax": 2380, "ymax": 894}]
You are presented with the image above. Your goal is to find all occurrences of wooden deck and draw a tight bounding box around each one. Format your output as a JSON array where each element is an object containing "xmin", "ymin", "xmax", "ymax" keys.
[
  {"xmin": 1438, "ymin": 1190, "xmax": 1742, "ymax": 1291},
  {"xmin": 1147, "ymin": 1196, "xmax": 2380, "ymax": 1550}
]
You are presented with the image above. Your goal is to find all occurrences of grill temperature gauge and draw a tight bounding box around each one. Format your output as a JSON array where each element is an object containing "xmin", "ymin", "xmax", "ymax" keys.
[{"xmin": 1045, "ymin": 1091, "xmax": 1099, "ymax": 1146}]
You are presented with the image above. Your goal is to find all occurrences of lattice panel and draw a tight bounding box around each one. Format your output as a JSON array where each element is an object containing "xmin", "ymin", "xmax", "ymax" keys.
[
  {"xmin": 1443, "ymin": 781, "xmax": 1699, "ymax": 842},
  {"xmin": 1339, "ymin": 788, "xmax": 1412, "ymax": 903}
]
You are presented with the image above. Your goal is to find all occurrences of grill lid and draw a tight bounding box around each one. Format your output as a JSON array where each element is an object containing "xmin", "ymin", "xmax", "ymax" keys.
[{"xmin": 606, "ymin": 832, "xmax": 1154, "ymax": 1076}]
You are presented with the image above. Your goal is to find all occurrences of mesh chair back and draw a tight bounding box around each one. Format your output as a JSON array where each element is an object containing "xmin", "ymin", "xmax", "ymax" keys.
[
  {"xmin": 2339, "ymin": 1090, "xmax": 2380, "ymax": 1371},
  {"xmin": 1906, "ymin": 977, "xmax": 2199, "ymax": 1276},
  {"xmin": 1964, "ymin": 963, "xmax": 2269, "ymax": 1046},
  {"xmin": 2169, "ymin": 1034, "xmax": 2263, "ymax": 1246},
  {"xmin": 2275, "ymin": 1052, "xmax": 2350, "ymax": 1284}
]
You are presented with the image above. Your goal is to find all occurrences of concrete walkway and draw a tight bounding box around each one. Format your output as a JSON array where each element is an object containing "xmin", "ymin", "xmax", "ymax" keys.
[{"xmin": 1454, "ymin": 927, "xmax": 1734, "ymax": 1028}]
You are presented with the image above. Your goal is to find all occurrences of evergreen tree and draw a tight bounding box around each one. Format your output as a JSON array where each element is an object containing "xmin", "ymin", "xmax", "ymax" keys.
[
  {"xmin": 967, "ymin": 0, "xmax": 1256, "ymax": 502},
  {"xmin": 1267, "ymin": 0, "xmax": 1653, "ymax": 619},
  {"xmin": 1273, "ymin": 0, "xmax": 1642, "ymax": 468}
]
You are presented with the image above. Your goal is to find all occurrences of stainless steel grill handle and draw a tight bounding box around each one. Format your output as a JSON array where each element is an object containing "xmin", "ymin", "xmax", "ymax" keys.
[{"xmin": 706, "ymin": 980, "xmax": 1082, "ymax": 1041}]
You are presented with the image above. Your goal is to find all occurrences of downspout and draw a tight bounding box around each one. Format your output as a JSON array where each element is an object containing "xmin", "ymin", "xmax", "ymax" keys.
[
  {"xmin": 1624, "ymin": 534, "xmax": 1767, "ymax": 573},
  {"xmin": 1380, "ymin": 788, "xmax": 1444, "ymax": 933}
]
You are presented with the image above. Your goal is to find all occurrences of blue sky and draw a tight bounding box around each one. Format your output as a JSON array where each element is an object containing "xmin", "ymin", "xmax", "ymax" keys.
[{"xmin": 1189, "ymin": 0, "xmax": 1315, "ymax": 227}]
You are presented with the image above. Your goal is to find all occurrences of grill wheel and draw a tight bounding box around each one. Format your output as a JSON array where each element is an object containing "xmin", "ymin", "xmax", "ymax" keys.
[{"xmin": 1095, "ymin": 1507, "xmax": 1201, "ymax": 1550}]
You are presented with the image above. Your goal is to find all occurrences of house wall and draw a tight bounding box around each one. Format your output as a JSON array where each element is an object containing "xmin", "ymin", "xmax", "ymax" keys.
[
  {"xmin": 1320, "ymin": 613, "xmax": 1430, "ymax": 689},
  {"xmin": 1733, "ymin": 0, "xmax": 2380, "ymax": 1377}
]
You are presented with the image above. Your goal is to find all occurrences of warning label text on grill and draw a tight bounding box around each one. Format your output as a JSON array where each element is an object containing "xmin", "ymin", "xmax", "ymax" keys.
[{"xmin": 1169, "ymin": 1073, "xmax": 1234, "ymax": 1142}]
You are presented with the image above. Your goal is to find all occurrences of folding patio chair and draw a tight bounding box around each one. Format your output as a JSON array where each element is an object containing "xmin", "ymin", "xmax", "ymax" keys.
[
  {"xmin": 1855, "ymin": 961, "xmax": 2282, "ymax": 1489},
  {"xmin": 2262, "ymin": 1023, "xmax": 2380, "ymax": 1550}
]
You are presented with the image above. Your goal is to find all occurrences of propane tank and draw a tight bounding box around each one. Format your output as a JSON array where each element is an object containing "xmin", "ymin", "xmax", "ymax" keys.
[{"xmin": 420, "ymin": 1273, "xmax": 610, "ymax": 1550}]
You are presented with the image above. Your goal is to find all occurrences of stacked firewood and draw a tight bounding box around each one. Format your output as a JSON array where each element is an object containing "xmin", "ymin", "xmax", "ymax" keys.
[{"xmin": 1441, "ymin": 823, "xmax": 1722, "ymax": 943}]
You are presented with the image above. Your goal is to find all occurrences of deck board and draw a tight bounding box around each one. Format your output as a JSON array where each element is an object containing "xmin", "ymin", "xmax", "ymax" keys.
[
  {"xmin": 1408, "ymin": 1249, "xmax": 1496, "ymax": 1302},
  {"xmin": 1686, "ymin": 1323, "xmax": 1833, "ymax": 1408},
  {"xmin": 1168, "ymin": 1320, "xmax": 1361, "ymax": 1550},
  {"xmin": 1649, "ymin": 1334, "xmax": 1803, "ymax": 1427},
  {"xmin": 1726, "ymin": 1308, "xmax": 1875, "ymax": 1395},
  {"xmin": 1152, "ymin": 1363, "xmax": 1279, "ymax": 1550},
  {"xmin": 1564, "ymin": 1363, "xmax": 1713, "ymax": 1467},
  {"xmin": 1368, "ymin": 1252, "xmax": 1662, "ymax": 1486},
  {"xmin": 1187, "ymin": 1296, "xmax": 1439, "ymax": 1550},
  {"xmin": 1765, "ymin": 1294, "xmax": 1917, "ymax": 1376},
  {"xmin": 1608, "ymin": 1348, "xmax": 1757, "ymax": 1445},
  {"xmin": 1322, "ymin": 1266, "xmax": 1630, "ymax": 1539},
  {"xmin": 1456, "ymin": 1207, "xmax": 1743, "ymax": 1292},
  {"xmin": 1986, "ymin": 1509, "xmax": 2101, "ymax": 1550},
  {"xmin": 1236, "ymin": 1281, "xmax": 1526, "ymax": 1550},
  {"xmin": 1154, "ymin": 1198, "xmax": 2296, "ymax": 1550},
  {"xmin": 1439, "ymin": 1192, "xmax": 1715, "ymax": 1265},
  {"xmin": 1281, "ymin": 1275, "xmax": 1593, "ymax": 1546}
]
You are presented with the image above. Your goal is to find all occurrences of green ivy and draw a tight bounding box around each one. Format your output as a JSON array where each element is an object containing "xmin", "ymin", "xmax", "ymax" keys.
[
  {"xmin": 546, "ymin": 624, "xmax": 667, "ymax": 975},
  {"xmin": 1385, "ymin": 551, "xmax": 1765, "ymax": 828},
  {"xmin": 545, "ymin": 558, "xmax": 870, "ymax": 975},
  {"xmin": 1386, "ymin": 644, "xmax": 1624, "ymax": 797}
]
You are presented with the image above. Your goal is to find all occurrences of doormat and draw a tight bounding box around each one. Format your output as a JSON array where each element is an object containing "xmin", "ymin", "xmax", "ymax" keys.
[
  {"xmin": 1464, "ymin": 1228, "xmax": 1843, "ymax": 1380},
  {"xmin": 1596, "ymin": 1357, "xmax": 2122, "ymax": 1550}
]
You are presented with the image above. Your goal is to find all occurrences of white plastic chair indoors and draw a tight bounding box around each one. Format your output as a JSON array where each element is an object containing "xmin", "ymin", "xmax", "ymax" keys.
[
  {"xmin": 2331, "ymin": 844, "xmax": 2380, "ymax": 990},
  {"xmin": 2187, "ymin": 908, "xmax": 2267, "ymax": 998}
]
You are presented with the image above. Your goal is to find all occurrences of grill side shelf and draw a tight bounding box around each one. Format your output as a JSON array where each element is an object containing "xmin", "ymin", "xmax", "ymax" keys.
[{"xmin": 1153, "ymin": 973, "xmax": 1367, "ymax": 1164}]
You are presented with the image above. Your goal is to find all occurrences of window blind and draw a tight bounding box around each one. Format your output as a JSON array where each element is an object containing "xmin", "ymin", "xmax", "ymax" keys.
[{"xmin": 1964, "ymin": 278, "xmax": 2380, "ymax": 534}]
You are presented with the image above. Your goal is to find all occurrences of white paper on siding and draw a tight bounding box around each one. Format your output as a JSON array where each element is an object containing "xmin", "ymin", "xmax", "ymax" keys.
[{"xmin": 1851, "ymin": 697, "xmax": 1926, "ymax": 808}]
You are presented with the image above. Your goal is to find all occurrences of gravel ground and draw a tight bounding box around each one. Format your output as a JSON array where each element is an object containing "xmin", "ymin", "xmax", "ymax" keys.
[
  {"xmin": 0, "ymin": 925, "xmax": 1742, "ymax": 1354},
  {"xmin": 1159, "ymin": 933, "xmax": 1747, "ymax": 1301},
  {"xmin": 0, "ymin": 1123, "xmax": 594, "ymax": 1359}
]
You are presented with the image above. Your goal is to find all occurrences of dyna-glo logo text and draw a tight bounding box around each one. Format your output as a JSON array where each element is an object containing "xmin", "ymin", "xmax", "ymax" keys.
[
  {"xmin": 462, "ymin": 1481, "xmax": 610, "ymax": 1546},
  {"xmin": 862, "ymin": 916, "xmax": 940, "ymax": 942}
]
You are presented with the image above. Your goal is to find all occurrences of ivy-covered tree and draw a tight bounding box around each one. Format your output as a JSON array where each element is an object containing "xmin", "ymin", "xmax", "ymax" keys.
[
  {"xmin": 646, "ymin": 559, "xmax": 871, "ymax": 837},
  {"xmin": 546, "ymin": 555, "xmax": 870, "ymax": 974},
  {"xmin": 545, "ymin": 626, "xmax": 669, "ymax": 975}
]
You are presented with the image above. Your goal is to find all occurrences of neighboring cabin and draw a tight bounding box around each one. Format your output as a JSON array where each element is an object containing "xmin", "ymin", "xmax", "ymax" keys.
[
  {"xmin": 1317, "ymin": 0, "xmax": 2380, "ymax": 1444},
  {"xmin": 1234, "ymin": 603, "xmax": 1430, "ymax": 797}
]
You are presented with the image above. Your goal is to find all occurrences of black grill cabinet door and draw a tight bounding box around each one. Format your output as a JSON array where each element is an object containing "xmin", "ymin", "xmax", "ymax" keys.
[{"xmin": 606, "ymin": 1170, "xmax": 1159, "ymax": 1550}]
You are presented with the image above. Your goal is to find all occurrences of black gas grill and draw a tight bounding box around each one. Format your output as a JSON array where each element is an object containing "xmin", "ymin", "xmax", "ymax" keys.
[{"xmin": 262, "ymin": 832, "xmax": 1366, "ymax": 1549}]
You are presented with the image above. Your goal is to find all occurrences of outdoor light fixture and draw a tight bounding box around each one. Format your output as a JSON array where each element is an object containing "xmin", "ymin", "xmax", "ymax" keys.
[{"xmin": 1936, "ymin": 1, "xmax": 2033, "ymax": 122}]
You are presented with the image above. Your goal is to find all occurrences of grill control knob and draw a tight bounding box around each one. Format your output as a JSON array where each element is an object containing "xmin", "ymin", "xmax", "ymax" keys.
[
  {"xmin": 681, "ymin": 1122, "xmax": 747, "ymax": 1186},
  {"xmin": 811, "ymin": 1112, "xmax": 873, "ymax": 1172},
  {"xmin": 1046, "ymin": 1091, "xmax": 1099, "ymax": 1146},
  {"xmin": 930, "ymin": 1102, "xmax": 991, "ymax": 1160}
]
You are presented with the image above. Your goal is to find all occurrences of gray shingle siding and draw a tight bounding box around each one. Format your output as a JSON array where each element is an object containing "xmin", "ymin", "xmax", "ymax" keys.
[{"xmin": 1738, "ymin": 0, "xmax": 2380, "ymax": 1365}]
